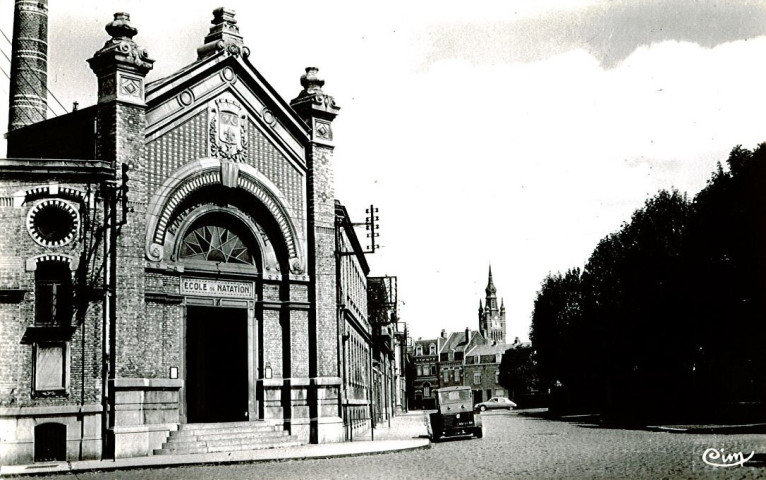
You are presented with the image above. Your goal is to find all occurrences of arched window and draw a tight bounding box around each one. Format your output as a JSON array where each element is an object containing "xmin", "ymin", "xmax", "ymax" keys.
[
  {"xmin": 180, "ymin": 225, "xmax": 253, "ymax": 264},
  {"xmin": 429, "ymin": 344, "xmax": 436, "ymax": 355},
  {"xmin": 178, "ymin": 213, "xmax": 260, "ymax": 269},
  {"xmin": 415, "ymin": 345, "xmax": 423, "ymax": 356}
]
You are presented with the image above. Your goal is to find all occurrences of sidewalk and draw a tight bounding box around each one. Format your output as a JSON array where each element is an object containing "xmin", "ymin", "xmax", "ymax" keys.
[{"xmin": 0, "ymin": 412, "xmax": 431, "ymax": 477}]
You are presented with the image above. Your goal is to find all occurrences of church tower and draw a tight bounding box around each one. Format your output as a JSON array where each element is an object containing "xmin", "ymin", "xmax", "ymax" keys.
[{"xmin": 479, "ymin": 266, "xmax": 506, "ymax": 343}]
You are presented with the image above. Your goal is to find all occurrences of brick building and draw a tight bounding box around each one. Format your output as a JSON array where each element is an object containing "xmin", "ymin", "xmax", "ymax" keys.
[
  {"xmin": 438, "ymin": 328, "xmax": 483, "ymax": 390},
  {"xmin": 335, "ymin": 201, "xmax": 372, "ymax": 440},
  {"xmin": 367, "ymin": 276, "xmax": 403, "ymax": 425},
  {"xmin": 0, "ymin": 4, "xmax": 376, "ymax": 465},
  {"xmin": 411, "ymin": 337, "xmax": 440, "ymax": 409}
]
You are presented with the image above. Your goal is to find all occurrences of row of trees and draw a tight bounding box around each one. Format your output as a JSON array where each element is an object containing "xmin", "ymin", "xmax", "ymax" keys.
[{"xmin": 530, "ymin": 145, "xmax": 766, "ymax": 424}]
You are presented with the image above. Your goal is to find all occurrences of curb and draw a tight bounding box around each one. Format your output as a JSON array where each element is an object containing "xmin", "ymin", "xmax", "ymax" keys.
[{"xmin": 0, "ymin": 439, "xmax": 431, "ymax": 477}]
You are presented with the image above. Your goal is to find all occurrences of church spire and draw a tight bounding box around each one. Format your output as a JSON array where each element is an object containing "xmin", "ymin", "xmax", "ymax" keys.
[
  {"xmin": 484, "ymin": 265, "xmax": 497, "ymax": 311},
  {"xmin": 485, "ymin": 265, "xmax": 496, "ymax": 296}
]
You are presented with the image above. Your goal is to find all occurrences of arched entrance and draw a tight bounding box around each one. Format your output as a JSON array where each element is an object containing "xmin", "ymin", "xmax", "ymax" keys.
[
  {"xmin": 176, "ymin": 210, "xmax": 267, "ymax": 424},
  {"xmin": 145, "ymin": 159, "xmax": 306, "ymax": 426}
]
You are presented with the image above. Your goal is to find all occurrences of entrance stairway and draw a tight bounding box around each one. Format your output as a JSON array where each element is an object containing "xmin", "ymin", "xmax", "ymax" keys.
[{"xmin": 153, "ymin": 421, "xmax": 302, "ymax": 455}]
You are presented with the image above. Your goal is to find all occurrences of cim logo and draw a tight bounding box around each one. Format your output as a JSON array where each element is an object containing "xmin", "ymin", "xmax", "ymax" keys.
[{"xmin": 702, "ymin": 448, "xmax": 754, "ymax": 468}]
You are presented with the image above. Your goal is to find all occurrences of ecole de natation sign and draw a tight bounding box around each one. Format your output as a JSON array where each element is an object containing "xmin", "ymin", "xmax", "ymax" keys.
[{"xmin": 180, "ymin": 277, "xmax": 254, "ymax": 299}]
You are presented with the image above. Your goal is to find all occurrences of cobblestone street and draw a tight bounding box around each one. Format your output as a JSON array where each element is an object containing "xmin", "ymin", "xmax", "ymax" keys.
[{"xmin": 29, "ymin": 411, "xmax": 766, "ymax": 480}]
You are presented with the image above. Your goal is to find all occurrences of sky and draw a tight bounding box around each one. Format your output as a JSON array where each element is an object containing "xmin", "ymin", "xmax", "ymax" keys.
[{"xmin": 2, "ymin": 0, "xmax": 766, "ymax": 342}]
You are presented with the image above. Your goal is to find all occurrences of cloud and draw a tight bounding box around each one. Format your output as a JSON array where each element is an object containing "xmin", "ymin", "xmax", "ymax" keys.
[{"xmin": 423, "ymin": 0, "xmax": 766, "ymax": 69}]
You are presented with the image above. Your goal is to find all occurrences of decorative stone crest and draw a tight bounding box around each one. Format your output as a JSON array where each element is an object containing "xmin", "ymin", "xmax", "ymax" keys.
[{"xmin": 209, "ymin": 98, "xmax": 248, "ymax": 162}]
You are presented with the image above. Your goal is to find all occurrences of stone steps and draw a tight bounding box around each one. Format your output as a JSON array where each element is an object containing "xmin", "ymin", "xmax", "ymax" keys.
[{"xmin": 153, "ymin": 421, "xmax": 302, "ymax": 456}]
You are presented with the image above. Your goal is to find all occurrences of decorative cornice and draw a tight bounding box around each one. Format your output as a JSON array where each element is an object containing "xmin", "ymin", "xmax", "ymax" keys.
[{"xmin": 0, "ymin": 159, "xmax": 113, "ymax": 178}]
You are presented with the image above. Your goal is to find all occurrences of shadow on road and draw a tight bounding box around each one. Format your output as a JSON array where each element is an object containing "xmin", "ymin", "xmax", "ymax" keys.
[{"xmin": 515, "ymin": 408, "xmax": 766, "ymax": 435}]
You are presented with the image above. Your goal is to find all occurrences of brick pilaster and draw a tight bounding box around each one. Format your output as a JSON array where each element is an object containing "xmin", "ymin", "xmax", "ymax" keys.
[{"xmin": 291, "ymin": 67, "xmax": 343, "ymax": 442}]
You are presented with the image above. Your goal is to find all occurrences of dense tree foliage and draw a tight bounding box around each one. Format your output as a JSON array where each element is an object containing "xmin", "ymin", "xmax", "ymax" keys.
[
  {"xmin": 498, "ymin": 343, "xmax": 538, "ymax": 404},
  {"xmin": 530, "ymin": 145, "xmax": 766, "ymax": 423}
]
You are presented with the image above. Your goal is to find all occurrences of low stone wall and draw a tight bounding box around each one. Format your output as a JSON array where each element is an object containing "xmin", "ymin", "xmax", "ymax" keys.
[
  {"xmin": 111, "ymin": 378, "xmax": 182, "ymax": 458},
  {"xmin": 0, "ymin": 404, "xmax": 102, "ymax": 465}
]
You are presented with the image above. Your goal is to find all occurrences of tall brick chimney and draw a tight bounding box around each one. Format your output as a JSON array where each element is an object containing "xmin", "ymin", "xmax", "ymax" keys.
[{"xmin": 7, "ymin": 0, "xmax": 48, "ymax": 131}]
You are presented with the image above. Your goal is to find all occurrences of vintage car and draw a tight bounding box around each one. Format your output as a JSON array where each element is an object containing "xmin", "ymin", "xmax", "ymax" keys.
[
  {"xmin": 474, "ymin": 396, "xmax": 517, "ymax": 412},
  {"xmin": 429, "ymin": 386, "xmax": 483, "ymax": 441}
]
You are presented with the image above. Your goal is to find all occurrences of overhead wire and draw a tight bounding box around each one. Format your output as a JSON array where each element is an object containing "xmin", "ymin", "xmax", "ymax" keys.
[
  {"xmin": 0, "ymin": 63, "xmax": 42, "ymax": 127},
  {"xmin": 0, "ymin": 28, "xmax": 68, "ymax": 117}
]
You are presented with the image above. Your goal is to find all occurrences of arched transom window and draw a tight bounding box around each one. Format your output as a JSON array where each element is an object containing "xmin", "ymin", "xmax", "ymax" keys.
[{"xmin": 180, "ymin": 224, "xmax": 253, "ymax": 265}]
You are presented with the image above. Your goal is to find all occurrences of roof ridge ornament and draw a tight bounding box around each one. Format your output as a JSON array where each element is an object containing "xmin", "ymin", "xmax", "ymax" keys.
[{"xmin": 197, "ymin": 7, "xmax": 250, "ymax": 60}]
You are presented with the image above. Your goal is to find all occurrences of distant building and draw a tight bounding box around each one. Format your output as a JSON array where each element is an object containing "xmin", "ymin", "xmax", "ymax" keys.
[
  {"xmin": 479, "ymin": 266, "xmax": 506, "ymax": 343},
  {"xmin": 408, "ymin": 266, "xmax": 516, "ymax": 408},
  {"xmin": 438, "ymin": 328, "xmax": 483, "ymax": 389},
  {"xmin": 465, "ymin": 337, "xmax": 522, "ymax": 405},
  {"xmin": 367, "ymin": 276, "xmax": 401, "ymax": 425},
  {"xmin": 411, "ymin": 337, "xmax": 440, "ymax": 409}
]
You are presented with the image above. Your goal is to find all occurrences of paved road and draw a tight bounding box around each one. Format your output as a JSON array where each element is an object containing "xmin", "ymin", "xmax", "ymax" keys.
[{"xmin": 38, "ymin": 411, "xmax": 766, "ymax": 479}]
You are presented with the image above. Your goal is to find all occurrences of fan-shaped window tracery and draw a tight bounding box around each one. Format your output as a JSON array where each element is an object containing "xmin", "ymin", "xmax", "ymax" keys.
[{"xmin": 180, "ymin": 224, "xmax": 253, "ymax": 265}]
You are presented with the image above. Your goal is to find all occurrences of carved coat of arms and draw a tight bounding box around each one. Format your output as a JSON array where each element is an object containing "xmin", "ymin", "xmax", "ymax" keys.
[{"xmin": 210, "ymin": 98, "xmax": 248, "ymax": 162}]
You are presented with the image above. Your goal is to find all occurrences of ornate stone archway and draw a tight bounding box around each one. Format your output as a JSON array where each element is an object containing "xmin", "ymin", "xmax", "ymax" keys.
[{"xmin": 145, "ymin": 158, "xmax": 305, "ymax": 276}]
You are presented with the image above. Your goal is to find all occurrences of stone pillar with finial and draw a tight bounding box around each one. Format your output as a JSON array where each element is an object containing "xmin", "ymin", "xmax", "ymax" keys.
[
  {"xmin": 87, "ymin": 12, "xmax": 154, "ymax": 459},
  {"xmin": 290, "ymin": 67, "xmax": 343, "ymax": 443}
]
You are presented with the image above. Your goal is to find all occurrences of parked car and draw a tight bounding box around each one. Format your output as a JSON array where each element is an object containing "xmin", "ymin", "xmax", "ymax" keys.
[
  {"xmin": 474, "ymin": 396, "xmax": 517, "ymax": 412},
  {"xmin": 429, "ymin": 386, "xmax": 483, "ymax": 441}
]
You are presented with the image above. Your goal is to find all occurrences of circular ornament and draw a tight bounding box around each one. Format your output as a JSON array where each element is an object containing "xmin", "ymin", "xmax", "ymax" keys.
[
  {"xmin": 222, "ymin": 67, "xmax": 235, "ymax": 83},
  {"xmin": 26, "ymin": 199, "xmax": 80, "ymax": 248},
  {"xmin": 178, "ymin": 90, "xmax": 194, "ymax": 106}
]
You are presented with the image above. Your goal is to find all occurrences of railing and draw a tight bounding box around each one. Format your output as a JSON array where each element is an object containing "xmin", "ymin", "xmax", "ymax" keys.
[{"xmin": 342, "ymin": 404, "xmax": 373, "ymax": 441}]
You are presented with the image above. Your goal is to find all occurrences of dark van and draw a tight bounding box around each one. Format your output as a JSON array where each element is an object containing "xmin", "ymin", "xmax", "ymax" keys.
[{"xmin": 429, "ymin": 386, "xmax": 483, "ymax": 441}]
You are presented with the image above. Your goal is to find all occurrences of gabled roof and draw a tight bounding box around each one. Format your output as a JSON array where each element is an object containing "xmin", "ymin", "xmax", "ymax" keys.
[
  {"xmin": 146, "ymin": 50, "xmax": 308, "ymax": 139},
  {"xmin": 439, "ymin": 330, "xmax": 480, "ymax": 353},
  {"xmin": 467, "ymin": 342, "xmax": 513, "ymax": 357}
]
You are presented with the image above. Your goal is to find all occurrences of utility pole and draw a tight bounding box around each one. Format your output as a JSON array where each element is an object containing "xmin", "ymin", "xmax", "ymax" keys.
[{"xmin": 365, "ymin": 205, "xmax": 379, "ymax": 253}]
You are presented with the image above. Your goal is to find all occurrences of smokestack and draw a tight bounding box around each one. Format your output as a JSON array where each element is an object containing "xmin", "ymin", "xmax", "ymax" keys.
[{"xmin": 8, "ymin": 0, "xmax": 48, "ymax": 131}]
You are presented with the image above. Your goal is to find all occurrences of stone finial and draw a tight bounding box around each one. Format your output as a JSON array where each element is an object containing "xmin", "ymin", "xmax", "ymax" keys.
[
  {"xmin": 105, "ymin": 12, "xmax": 137, "ymax": 40},
  {"xmin": 88, "ymin": 12, "xmax": 154, "ymax": 76},
  {"xmin": 290, "ymin": 67, "xmax": 340, "ymax": 122},
  {"xmin": 300, "ymin": 67, "xmax": 325, "ymax": 95},
  {"xmin": 197, "ymin": 7, "xmax": 249, "ymax": 60}
]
